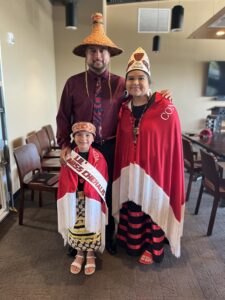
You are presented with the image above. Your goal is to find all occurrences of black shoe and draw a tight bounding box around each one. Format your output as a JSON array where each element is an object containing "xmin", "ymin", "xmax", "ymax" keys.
[
  {"xmin": 106, "ymin": 241, "xmax": 117, "ymax": 255},
  {"xmin": 164, "ymin": 237, "xmax": 170, "ymax": 245},
  {"xmin": 67, "ymin": 246, "xmax": 77, "ymax": 257}
]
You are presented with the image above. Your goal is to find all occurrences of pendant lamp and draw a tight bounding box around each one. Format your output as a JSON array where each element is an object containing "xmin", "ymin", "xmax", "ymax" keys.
[
  {"xmin": 171, "ymin": 5, "xmax": 184, "ymax": 32},
  {"xmin": 152, "ymin": 35, "xmax": 160, "ymax": 52},
  {"xmin": 65, "ymin": 1, "xmax": 77, "ymax": 30}
]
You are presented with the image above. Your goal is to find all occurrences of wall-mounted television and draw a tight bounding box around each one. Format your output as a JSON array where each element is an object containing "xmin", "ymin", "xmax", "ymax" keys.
[{"xmin": 205, "ymin": 61, "xmax": 225, "ymax": 100}]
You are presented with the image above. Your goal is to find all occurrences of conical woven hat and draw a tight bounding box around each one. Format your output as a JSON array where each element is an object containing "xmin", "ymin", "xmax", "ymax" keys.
[
  {"xmin": 126, "ymin": 47, "xmax": 151, "ymax": 77},
  {"xmin": 73, "ymin": 12, "xmax": 123, "ymax": 57}
]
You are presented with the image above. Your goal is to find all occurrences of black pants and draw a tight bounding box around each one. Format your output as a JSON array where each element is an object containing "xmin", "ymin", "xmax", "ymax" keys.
[{"xmin": 92, "ymin": 138, "xmax": 116, "ymax": 244}]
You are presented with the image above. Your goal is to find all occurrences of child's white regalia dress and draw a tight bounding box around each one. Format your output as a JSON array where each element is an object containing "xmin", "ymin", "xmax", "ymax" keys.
[{"xmin": 57, "ymin": 146, "xmax": 108, "ymax": 253}]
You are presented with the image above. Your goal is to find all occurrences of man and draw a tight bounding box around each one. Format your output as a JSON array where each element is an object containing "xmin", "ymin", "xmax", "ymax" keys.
[
  {"xmin": 56, "ymin": 12, "xmax": 170, "ymax": 255},
  {"xmin": 56, "ymin": 13, "xmax": 124, "ymax": 255}
]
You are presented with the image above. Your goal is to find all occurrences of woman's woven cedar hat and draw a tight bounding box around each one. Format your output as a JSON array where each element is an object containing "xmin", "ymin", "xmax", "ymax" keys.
[
  {"xmin": 72, "ymin": 122, "xmax": 96, "ymax": 136},
  {"xmin": 126, "ymin": 47, "xmax": 151, "ymax": 78},
  {"xmin": 73, "ymin": 12, "xmax": 123, "ymax": 57}
]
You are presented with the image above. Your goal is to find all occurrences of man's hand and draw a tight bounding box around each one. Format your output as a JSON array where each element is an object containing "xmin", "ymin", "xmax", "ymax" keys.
[
  {"xmin": 160, "ymin": 89, "xmax": 172, "ymax": 101},
  {"xmin": 60, "ymin": 146, "xmax": 72, "ymax": 165}
]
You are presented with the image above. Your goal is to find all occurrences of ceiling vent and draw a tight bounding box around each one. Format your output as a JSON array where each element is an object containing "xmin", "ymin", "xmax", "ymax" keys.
[{"xmin": 138, "ymin": 8, "xmax": 171, "ymax": 33}]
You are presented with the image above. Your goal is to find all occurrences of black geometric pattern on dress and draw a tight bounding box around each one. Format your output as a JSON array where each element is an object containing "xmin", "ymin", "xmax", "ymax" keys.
[
  {"xmin": 76, "ymin": 198, "xmax": 85, "ymax": 218},
  {"xmin": 68, "ymin": 234, "xmax": 101, "ymax": 251},
  {"xmin": 68, "ymin": 197, "xmax": 101, "ymax": 251}
]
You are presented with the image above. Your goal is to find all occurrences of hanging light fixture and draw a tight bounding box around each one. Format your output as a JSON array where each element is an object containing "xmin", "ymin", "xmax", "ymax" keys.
[
  {"xmin": 152, "ymin": 1, "xmax": 160, "ymax": 52},
  {"xmin": 152, "ymin": 35, "xmax": 160, "ymax": 52},
  {"xmin": 171, "ymin": 4, "xmax": 184, "ymax": 32},
  {"xmin": 65, "ymin": 0, "xmax": 77, "ymax": 30}
]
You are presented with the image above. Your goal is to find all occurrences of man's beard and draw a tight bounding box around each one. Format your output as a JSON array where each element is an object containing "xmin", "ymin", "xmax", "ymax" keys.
[{"xmin": 89, "ymin": 60, "xmax": 107, "ymax": 74}]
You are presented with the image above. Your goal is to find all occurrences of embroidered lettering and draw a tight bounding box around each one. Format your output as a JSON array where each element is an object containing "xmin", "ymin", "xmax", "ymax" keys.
[
  {"xmin": 160, "ymin": 104, "xmax": 174, "ymax": 121},
  {"xmin": 74, "ymin": 156, "xmax": 84, "ymax": 164},
  {"xmin": 67, "ymin": 158, "xmax": 84, "ymax": 172}
]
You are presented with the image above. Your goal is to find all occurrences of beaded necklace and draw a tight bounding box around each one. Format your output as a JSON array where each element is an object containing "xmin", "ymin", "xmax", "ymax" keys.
[{"xmin": 130, "ymin": 94, "xmax": 155, "ymax": 144}]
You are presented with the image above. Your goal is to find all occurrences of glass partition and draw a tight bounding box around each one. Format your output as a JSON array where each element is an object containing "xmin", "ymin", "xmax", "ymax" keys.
[{"xmin": 0, "ymin": 42, "xmax": 10, "ymax": 222}]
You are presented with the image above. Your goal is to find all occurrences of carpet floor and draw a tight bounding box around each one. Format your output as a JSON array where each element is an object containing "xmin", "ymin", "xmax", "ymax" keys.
[{"xmin": 0, "ymin": 174, "xmax": 225, "ymax": 300}]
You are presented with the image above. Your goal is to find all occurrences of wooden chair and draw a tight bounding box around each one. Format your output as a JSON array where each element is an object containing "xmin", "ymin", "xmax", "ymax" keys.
[
  {"xmin": 194, "ymin": 149, "xmax": 225, "ymax": 236},
  {"xmin": 14, "ymin": 143, "xmax": 59, "ymax": 225},
  {"xmin": 36, "ymin": 129, "xmax": 61, "ymax": 158},
  {"xmin": 182, "ymin": 137, "xmax": 202, "ymax": 202},
  {"xmin": 42, "ymin": 124, "xmax": 60, "ymax": 149},
  {"xmin": 26, "ymin": 133, "xmax": 61, "ymax": 172}
]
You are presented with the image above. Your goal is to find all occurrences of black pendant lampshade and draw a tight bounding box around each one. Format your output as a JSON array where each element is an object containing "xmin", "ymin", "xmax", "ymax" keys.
[
  {"xmin": 171, "ymin": 5, "xmax": 184, "ymax": 32},
  {"xmin": 152, "ymin": 35, "xmax": 160, "ymax": 52},
  {"xmin": 65, "ymin": 1, "xmax": 77, "ymax": 30}
]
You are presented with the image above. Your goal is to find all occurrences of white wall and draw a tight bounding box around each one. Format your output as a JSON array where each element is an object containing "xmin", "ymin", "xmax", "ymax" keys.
[
  {"xmin": 53, "ymin": 0, "xmax": 225, "ymax": 134},
  {"xmin": 0, "ymin": 0, "xmax": 57, "ymax": 193},
  {"xmin": 106, "ymin": 0, "xmax": 225, "ymax": 132},
  {"xmin": 1, "ymin": 0, "xmax": 225, "ymax": 193},
  {"xmin": 53, "ymin": 0, "xmax": 104, "ymax": 104}
]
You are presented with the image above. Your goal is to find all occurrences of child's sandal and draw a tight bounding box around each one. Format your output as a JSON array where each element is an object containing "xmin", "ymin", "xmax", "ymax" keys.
[
  {"xmin": 84, "ymin": 255, "xmax": 96, "ymax": 275},
  {"xmin": 70, "ymin": 254, "xmax": 84, "ymax": 274}
]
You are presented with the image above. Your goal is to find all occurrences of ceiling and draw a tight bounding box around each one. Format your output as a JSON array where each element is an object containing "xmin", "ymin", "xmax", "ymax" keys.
[
  {"xmin": 107, "ymin": 0, "xmax": 160, "ymax": 4},
  {"xmin": 49, "ymin": 0, "xmax": 225, "ymax": 39},
  {"xmin": 188, "ymin": 7, "xmax": 225, "ymax": 39},
  {"xmin": 49, "ymin": 0, "xmax": 161, "ymax": 5}
]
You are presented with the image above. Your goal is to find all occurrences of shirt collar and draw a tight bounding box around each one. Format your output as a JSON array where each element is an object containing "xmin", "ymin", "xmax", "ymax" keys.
[{"xmin": 87, "ymin": 69, "xmax": 109, "ymax": 81}]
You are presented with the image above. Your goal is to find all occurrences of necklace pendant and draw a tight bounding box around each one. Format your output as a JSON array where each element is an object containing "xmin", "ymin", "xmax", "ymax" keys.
[
  {"xmin": 133, "ymin": 126, "xmax": 139, "ymax": 143},
  {"xmin": 134, "ymin": 127, "xmax": 139, "ymax": 136}
]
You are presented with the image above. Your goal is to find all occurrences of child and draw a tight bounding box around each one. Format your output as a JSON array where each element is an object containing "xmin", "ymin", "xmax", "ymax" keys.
[{"xmin": 57, "ymin": 122, "xmax": 108, "ymax": 276}]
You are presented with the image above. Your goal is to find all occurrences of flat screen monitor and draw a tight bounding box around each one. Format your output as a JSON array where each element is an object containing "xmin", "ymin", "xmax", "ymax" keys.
[{"xmin": 205, "ymin": 61, "xmax": 225, "ymax": 100}]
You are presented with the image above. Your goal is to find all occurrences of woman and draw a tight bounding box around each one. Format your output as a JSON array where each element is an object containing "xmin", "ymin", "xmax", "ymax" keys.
[
  {"xmin": 112, "ymin": 47, "xmax": 185, "ymax": 264},
  {"xmin": 57, "ymin": 122, "xmax": 108, "ymax": 275}
]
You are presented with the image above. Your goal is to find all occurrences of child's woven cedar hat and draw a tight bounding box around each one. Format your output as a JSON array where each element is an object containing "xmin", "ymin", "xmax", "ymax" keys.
[
  {"xmin": 73, "ymin": 12, "xmax": 123, "ymax": 57},
  {"xmin": 72, "ymin": 122, "xmax": 96, "ymax": 136}
]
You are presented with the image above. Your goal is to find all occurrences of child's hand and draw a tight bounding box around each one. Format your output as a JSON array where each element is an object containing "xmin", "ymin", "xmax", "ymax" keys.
[{"xmin": 60, "ymin": 146, "xmax": 72, "ymax": 164}]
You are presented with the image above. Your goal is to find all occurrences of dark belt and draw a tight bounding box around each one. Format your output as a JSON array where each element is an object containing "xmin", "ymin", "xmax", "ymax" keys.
[{"xmin": 94, "ymin": 136, "xmax": 116, "ymax": 146}]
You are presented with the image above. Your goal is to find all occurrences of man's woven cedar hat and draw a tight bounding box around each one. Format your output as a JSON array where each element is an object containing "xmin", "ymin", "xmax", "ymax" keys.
[
  {"xmin": 72, "ymin": 122, "xmax": 96, "ymax": 136},
  {"xmin": 73, "ymin": 12, "xmax": 123, "ymax": 57}
]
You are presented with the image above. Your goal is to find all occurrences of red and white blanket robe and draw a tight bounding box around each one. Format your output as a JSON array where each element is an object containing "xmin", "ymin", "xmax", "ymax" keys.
[
  {"xmin": 112, "ymin": 92, "xmax": 185, "ymax": 257},
  {"xmin": 57, "ymin": 146, "xmax": 108, "ymax": 253}
]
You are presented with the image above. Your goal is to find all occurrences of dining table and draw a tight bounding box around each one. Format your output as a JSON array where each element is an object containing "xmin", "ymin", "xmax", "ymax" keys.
[{"xmin": 182, "ymin": 132, "xmax": 225, "ymax": 160}]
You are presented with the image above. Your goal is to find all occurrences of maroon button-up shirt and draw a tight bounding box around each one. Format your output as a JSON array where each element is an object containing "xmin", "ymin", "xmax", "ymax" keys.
[{"xmin": 56, "ymin": 69, "xmax": 125, "ymax": 148}]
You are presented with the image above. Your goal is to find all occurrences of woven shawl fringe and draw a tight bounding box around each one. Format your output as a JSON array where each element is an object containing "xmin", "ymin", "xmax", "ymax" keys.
[{"xmin": 112, "ymin": 164, "xmax": 185, "ymax": 258}]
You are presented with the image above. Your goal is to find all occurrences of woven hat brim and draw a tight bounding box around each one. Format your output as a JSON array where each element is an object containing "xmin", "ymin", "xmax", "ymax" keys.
[{"xmin": 73, "ymin": 44, "xmax": 123, "ymax": 57}]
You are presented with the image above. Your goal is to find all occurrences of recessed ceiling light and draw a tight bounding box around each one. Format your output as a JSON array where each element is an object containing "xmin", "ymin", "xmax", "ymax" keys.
[{"xmin": 216, "ymin": 30, "xmax": 225, "ymax": 36}]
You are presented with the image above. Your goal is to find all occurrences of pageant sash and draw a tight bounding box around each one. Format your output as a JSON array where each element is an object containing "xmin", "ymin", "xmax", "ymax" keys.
[{"xmin": 66, "ymin": 151, "xmax": 107, "ymax": 200}]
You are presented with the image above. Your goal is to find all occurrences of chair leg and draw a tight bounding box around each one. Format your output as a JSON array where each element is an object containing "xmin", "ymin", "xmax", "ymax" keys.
[
  {"xmin": 19, "ymin": 189, "xmax": 25, "ymax": 225},
  {"xmin": 194, "ymin": 181, "xmax": 204, "ymax": 215},
  {"xmin": 31, "ymin": 190, "xmax": 35, "ymax": 201},
  {"xmin": 207, "ymin": 194, "xmax": 219, "ymax": 236},
  {"xmin": 186, "ymin": 174, "xmax": 193, "ymax": 202},
  {"xmin": 39, "ymin": 191, "xmax": 42, "ymax": 207}
]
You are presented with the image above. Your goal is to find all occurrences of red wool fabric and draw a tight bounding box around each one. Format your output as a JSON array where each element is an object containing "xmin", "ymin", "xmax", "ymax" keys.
[{"xmin": 113, "ymin": 92, "xmax": 185, "ymax": 257}]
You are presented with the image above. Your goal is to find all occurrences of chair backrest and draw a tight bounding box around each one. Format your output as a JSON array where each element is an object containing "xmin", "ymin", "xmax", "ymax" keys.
[
  {"xmin": 36, "ymin": 129, "xmax": 51, "ymax": 156},
  {"xmin": 182, "ymin": 138, "xmax": 194, "ymax": 170},
  {"xmin": 14, "ymin": 144, "xmax": 41, "ymax": 184},
  {"xmin": 26, "ymin": 133, "xmax": 42, "ymax": 157},
  {"xmin": 43, "ymin": 124, "xmax": 57, "ymax": 148},
  {"xmin": 200, "ymin": 149, "xmax": 220, "ymax": 191}
]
